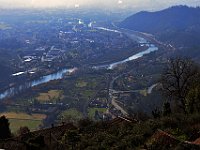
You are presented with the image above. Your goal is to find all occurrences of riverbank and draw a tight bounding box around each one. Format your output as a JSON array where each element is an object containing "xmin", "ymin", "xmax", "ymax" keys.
[{"xmin": 0, "ymin": 27, "xmax": 158, "ymax": 100}]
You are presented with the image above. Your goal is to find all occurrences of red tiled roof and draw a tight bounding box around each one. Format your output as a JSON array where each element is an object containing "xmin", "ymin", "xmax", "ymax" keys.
[
  {"xmin": 0, "ymin": 123, "xmax": 76, "ymax": 150},
  {"xmin": 193, "ymin": 137, "xmax": 200, "ymax": 145},
  {"xmin": 151, "ymin": 129, "xmax": 180, "ymax": 145},
  {"xmin": 108, "ymin": 116, "xmax": 137, "ymax": 125}
]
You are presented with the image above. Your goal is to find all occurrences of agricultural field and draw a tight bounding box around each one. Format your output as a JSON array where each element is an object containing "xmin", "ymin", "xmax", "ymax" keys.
[
  {"xmin": 76, "ymin": 80, "xmax": 88, "ymax": 88},
  {"xmin": 58, "ymin": 108, "xmax": 83, "ymax": 122},
  {"xmin": 88, "ymin": 108, "xmax": 107, "ymax": 119},
  {"xmin": 80, "ymin": 90, "xmax": 96, "ymax": 99},
  {"xmin": 139, "ymin": 89, "xmax": 148, "ymax": 96},
  {"xmin": 0, "ymin": 112, "xmax": 46, "ymax": 133},
  {"xmin": 9, "ymin": 119, "xmax": 43, "ymax": 133},
  {"xmin": 36, "ymin": 90, "xmax": 64, "ymax": 103},
  {"xmin": 3, "ymin": 69, "xmax": 109, "ymax": 128}
]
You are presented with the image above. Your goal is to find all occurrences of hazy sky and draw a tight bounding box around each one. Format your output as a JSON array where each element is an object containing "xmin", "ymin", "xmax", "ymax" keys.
[{"xmin": 0, "ymin": 0, "xmax": 200, "ymax": 10}]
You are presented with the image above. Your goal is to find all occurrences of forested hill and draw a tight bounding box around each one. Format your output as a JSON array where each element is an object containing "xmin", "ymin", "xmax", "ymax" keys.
[{"xmin": 119, "ymin": 6, "xmax": 200, "ymax": 47}]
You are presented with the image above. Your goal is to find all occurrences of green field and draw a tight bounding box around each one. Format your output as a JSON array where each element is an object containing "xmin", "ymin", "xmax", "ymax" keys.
[
  {"xmin": 88, "ymin": 108, "xmax": 107, "ymax": 119},
  {"xmin": 9, "ymin": 119, "xmax": 43, "ymax": 133},
  {"xmin": 36, "ymin": 90, "xmax": 63, "ymax": 103},
  {"xmin": 59, "ymin": 108, "xmax": 83, "ymax": 122},
  {"xmin": 81, "ymin": 90, "xmax": 96, "ymax": 99},
  {"xmin": 139, "ymin": 89, "xmax": 148, "ymax": 96},
  {"xmin": 76, "ymin": 80, "xmax": 88, "ymax": 88},
  {"xmin": 0, "ymin": 112, "xmax": 46, "ymax": 133}
]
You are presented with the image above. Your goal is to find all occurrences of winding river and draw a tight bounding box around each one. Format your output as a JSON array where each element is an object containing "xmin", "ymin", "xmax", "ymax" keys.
[
  {"xmin": 94, "ymin": 44, "xmax": 158, "ymax": 70},
  {"xmin": 0, "ymin": 28, "xmax": 158, "ymax": 100},
  {"xmin": 0, "ymin": 68, "xmax": 75, "ymax": 99}
]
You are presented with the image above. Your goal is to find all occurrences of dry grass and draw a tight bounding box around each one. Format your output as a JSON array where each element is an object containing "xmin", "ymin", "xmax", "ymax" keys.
[
  {"xmin": 139, "ymin": 89, "xmax": 148, "ymax": 97},
  {"xmin": 9, "ymin": 119, "xmax": 43, "ymax": 133},
  {"xmin": 0, "ymin": 112, "xmax": 46, "ymax": 120},
  {"xmin": 36, "ymin": 90, "xmax": 63, "ymax": 102},
  {"xmin": 76, "ymin": 80, "xmax": 88, "ymax": 88},
  {"xmin": 0, "ymin": 112, "xmax": 47, "ymax": 133}
]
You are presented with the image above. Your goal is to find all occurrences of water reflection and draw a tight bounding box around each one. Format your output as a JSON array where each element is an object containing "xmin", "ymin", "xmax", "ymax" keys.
[
  {"xmin": 94, "ymin": 44, "xmax": 158, "ymax": 70},
  {"xmin": 0, "ymin": 69, "xmax": 72, "ymax": 99},
  {"xmin": 0, "ymin": 29, "xmax": 159, "ymax": 100}
]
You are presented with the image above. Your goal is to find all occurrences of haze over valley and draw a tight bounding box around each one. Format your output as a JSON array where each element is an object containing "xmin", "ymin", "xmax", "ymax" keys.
[{"xmin": 0, "ymin": 1, "xmax": 200, "ymax": 149}]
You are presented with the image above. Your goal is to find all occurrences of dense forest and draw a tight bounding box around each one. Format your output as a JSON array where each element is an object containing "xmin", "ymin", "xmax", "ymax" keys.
[{"xmin": 120, "ymin": 6, "xmax": 200, "ymax": 48}]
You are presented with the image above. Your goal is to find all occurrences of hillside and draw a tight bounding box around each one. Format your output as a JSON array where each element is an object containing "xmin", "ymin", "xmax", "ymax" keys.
[
  {"xmin": 120, "ymin": 6, "xmax": 200, "ymax": 47},
  {"xmin": 1, "ymin": 116, "xmax": 200, "ymax": 150}
]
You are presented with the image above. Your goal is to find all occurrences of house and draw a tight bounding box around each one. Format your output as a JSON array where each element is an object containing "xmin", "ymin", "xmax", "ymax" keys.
[{"xmin": 0, "ymin": 123, "xmax": 76, "ymax": 150}]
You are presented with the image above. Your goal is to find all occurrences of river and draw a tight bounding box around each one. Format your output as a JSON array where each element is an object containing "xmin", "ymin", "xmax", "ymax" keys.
[
  {"xmin": 93, "ymin": 44, "xmax": 158, "ymax": 70},
  {"xmin": 0, "ymin": 68, "xmax": 75, "ymax": 99},
  {"xmin": 0, "ymin": 27, "xmax": 158, "ymax": 100}
]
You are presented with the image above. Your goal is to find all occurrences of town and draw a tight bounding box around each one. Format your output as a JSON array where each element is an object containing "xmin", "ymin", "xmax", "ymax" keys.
[{"xmin": 0, "ymin": 9, "xmax": 171, "ymax": 133}]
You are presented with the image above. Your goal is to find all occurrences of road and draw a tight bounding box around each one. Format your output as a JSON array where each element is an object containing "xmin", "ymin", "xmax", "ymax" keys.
[
  {"xmin": 108, "ymin": 75, "xmax": 158, "ymax": 116},
  {"xmin": 107, "ymin": 24, "xmax": 169, "ymax": 117},
  {"xmin": 112, "ymin": 22, "xmax": 175, "ymax": 51},
  {"xmin": 147, "ymin": 84, "xmax": 158, "ymax": 94},
  {"xmin": 108, "ymin": 73, "xmax": 129, "ymax": 116}
]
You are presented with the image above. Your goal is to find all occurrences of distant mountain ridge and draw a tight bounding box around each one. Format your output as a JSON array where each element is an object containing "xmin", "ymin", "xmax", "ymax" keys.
[{"xmin": 120, "ymin": 6, "xmax": 200, "ymax": 47}]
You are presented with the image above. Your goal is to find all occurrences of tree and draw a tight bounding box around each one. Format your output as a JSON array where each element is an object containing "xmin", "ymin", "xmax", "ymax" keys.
[
  {"xmin": 64, "ymin": 130, "xmax": 80, "ymax": 150},
  {"xmin": 163, "ymin": 102, "xmax": 171, "ymax": 116},
  {"xmin": 17, "ymin": 126, "xmax": 30, "ymax": 135},
  {"xmin": 161, "ymin": 58, "xmax": 199, "ymax": 113},
  {"xmin": 152, "ymin": 107, "xmax": 161, "ymax": 119},
  {"xmin": 0, "ymin": 115, "xmax": 11, "ymax": 139},
  {"xmin": 186, "ymin": 84, "xmax": 200, "ymax": 113}
]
